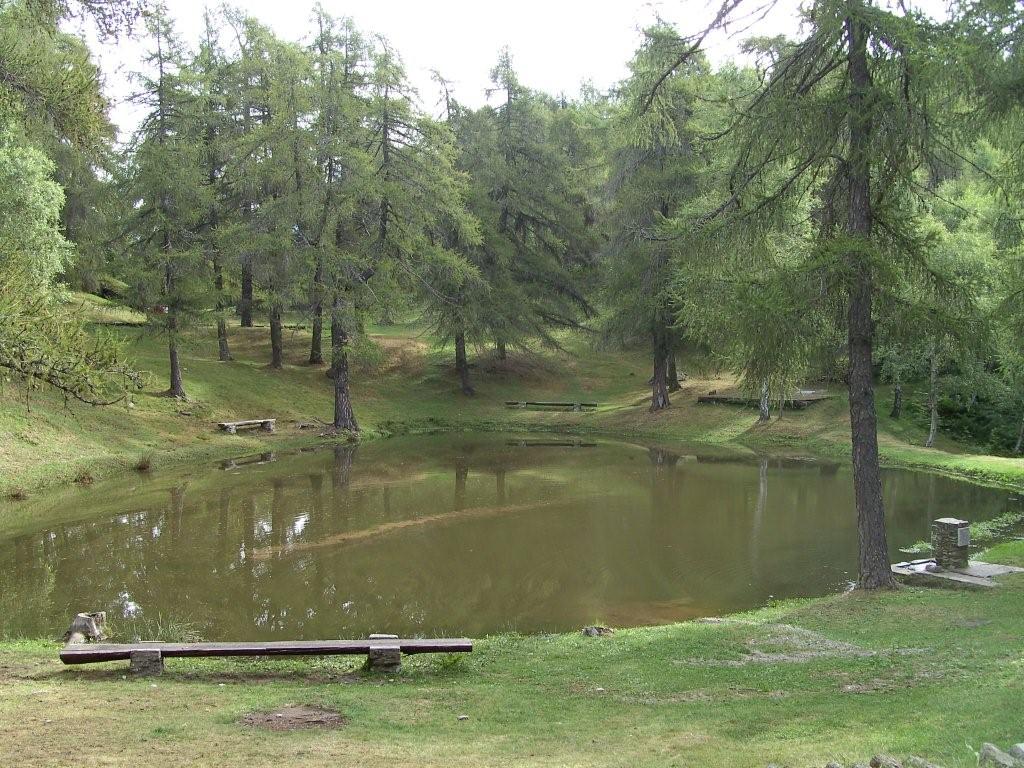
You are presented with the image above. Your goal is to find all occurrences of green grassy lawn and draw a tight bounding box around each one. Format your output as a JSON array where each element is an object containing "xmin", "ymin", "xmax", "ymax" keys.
[
  {"xmin": 2, "ymin": 295, "xmax": 1023, "ymax": 499},
  {"xmin": 1, "ymin": 541, "xmax": 1021, "ymax": 767},
  {"xmin": 3, "ymin": 298, "xmax": 1024, "ymax": 766}
]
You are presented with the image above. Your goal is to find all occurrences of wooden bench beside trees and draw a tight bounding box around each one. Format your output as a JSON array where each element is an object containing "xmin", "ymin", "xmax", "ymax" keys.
[
  {"xmin": 60, "ymin": 617, "xmax": 472, "ymax": 676},
  {"xmin": 217, "ymin": 418, "xmax": 276, "ymax": 434},
  {"xmin": 696, "ymin": 389, "xmax": 831, "ymax": 409},
  {"xmin": 504, "ymin": 401, "xmax": 597, "ymax": 412}
]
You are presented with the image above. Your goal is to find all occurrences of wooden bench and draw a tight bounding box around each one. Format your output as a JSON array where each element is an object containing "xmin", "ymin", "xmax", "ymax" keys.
[
  {"xmin": 217, "ymin": 418, "xmax": 275, "ymax": 434},
  {"xmin": 506, "ymin": 439, "xmax": 597, "ymax": 447},
  {"xmin": 505, "ymin": 401, "xmax": 597, "ymax": 412},
  {"xmin": 60, "ymin": 635, "xmax": 473, "ymax": 676},
  {"xmin": 697, "ymin": 389, "xmax": 830, "ymax": 409}
]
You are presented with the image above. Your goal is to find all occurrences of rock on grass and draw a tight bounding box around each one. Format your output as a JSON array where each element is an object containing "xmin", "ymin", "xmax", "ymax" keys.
[{"xmin": 980, "ymin": 744, "xmax": 1021, "ymax": 768}]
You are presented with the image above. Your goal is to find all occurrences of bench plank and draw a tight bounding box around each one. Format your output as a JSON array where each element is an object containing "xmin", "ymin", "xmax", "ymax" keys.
[
  {"xmin": 60, "ymin": 638, "xmax": 472, "ymax": 664},
  {"xmin": 697, "ymin": 389, "xmax": 830, "ymax": 408},
  {"xmin": 217, "ymin": 419, "xmax": 276, "ymax": 434},
  {"xmin": 504, "ymin": 401, "xmax": 598, "ymax": 408}
]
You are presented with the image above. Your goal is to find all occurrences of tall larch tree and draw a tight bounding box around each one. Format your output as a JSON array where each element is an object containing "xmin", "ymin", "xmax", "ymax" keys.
[
  {"xmin": 427, "ymin": 52, "xmax": 596, "ymax": 395},
  {"xmin": 605, "ymin": 27, "xmax": 712, "ymax": 411},
  {"xmin": 123, "ymin": 4, "xmax": 208, "ymax": 399},
  {"xmin": 194, "ymin": 10, "xmax": 234, "ymax": 362},
  {"xmin": 325, "ymin": 41, "xmax": 478, "ymax": 429},
  {"xmin": 647, "ymin": 0, "xmax": 990, "ymax": 588},
  {"xmin": 305, "ymin": 6, "xmax": 370, "ymax": 367}
]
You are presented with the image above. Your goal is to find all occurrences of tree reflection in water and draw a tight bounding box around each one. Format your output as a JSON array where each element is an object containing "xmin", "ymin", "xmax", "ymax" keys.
[{"xmin": 0, "ymin": 434, "xmax": 1016, "ymax": 640}]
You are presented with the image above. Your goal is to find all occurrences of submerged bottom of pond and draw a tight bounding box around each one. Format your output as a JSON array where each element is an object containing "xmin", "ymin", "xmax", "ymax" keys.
[{"xmin": 1, "ymin": 434, "xmax": 1017, "ymax": 641}]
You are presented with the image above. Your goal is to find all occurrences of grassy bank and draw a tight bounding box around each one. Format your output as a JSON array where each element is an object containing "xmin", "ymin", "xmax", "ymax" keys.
[
  {"xmin": 1, "ymin": 540, "xmax": 1021, "ymax": 767},
  {"xmin": 2, "ymin": 294, "xmax": 1023, "ymax": 500},
  {"xmin": 3, "ymin": 297, "xmax": 1024, "ymax": 767}
]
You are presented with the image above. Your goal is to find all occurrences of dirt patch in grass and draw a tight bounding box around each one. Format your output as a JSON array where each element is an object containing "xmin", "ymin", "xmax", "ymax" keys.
[
  {"xmin": 241, "ymin": 705, "xmax": 347, "ymax": 731},
  {"xmin": 478, "ymin": 349, "xmax": 563, "ymax": 381},
  {"xmin": 367, "ymin": 335, "xmax": 430, "ymax": 377},
  {"xmin": 674, "ymin": 621, "xmax": 878, "ymax": 667}
]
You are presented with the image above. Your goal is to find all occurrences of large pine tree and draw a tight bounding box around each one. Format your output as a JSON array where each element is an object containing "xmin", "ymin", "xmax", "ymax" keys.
[
  {"xmin": 605, "ymin": 27, "xmax": 714, "ymax": 411},
  {"xmin": 427, "ymin": 52, "xmax": 597, "ymax": 395},
  {"xmin": 643, "ymin": 0, "xmax": 994, "ymax": 588},
  {"xmin": 122, "ymin": 4, "xmax": 208, "ymax": 399}
]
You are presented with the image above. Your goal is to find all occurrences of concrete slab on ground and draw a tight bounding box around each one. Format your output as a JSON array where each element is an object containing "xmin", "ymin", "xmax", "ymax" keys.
[{"xmin": 892, "ymin": 558, "xmax": 1024, "ymax": 590}]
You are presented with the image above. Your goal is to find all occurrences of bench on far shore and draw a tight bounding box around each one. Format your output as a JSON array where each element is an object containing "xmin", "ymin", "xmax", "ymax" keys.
[
  {"xmin": 217, "ymin": 418, "xmax": 275, "ymax": 434},
  {"xmin": 505, "ymin": 400, "xmax": 597, "ymax": 412},
  {"xmin": 61, "ymin": 634, "xmax": 472, "ymax": 676},
  {"xmin": 697, "ymin": 389, "xmax": 830, "ymax": 409}
]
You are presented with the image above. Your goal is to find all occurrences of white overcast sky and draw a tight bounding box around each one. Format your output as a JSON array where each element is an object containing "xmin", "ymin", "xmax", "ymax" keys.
[{"xmin": 77, "ymin": 0, "xmax": 949, "ymax": 140}]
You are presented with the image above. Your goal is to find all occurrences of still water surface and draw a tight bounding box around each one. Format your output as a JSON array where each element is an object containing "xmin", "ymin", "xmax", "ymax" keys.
[{"xmin": 0, "ymin": 434, "xmax": 1016, "ymax": 640}]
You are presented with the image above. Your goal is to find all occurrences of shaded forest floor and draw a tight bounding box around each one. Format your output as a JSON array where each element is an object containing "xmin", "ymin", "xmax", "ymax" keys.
[
  {"xmin": 2, "ymin": 293, "xmax": 1023, "ymax": 499},
  {"xmin": 1, "ymin": 540, "xmax": 1022, "ymax": 767}
]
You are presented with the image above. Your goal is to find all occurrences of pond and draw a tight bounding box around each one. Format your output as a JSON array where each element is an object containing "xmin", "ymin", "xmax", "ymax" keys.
[{"xmin": 0, "ymin": 433, "xmax": 1018, "ymax": 641}]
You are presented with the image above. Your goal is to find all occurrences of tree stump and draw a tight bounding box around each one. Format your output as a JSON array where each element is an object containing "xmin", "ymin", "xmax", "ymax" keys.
[
  {"xmin": 62, "ymin": 612, "xmax": 107, "ymax": 644},
  {"xmin": 129, "ymin": 649, "xmax": 164, "ymax": 676}
]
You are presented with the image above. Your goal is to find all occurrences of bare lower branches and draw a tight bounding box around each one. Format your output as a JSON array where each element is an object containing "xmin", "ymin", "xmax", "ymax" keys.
[
  {"xmin": 0, "ymin": 284, "xmax": 143, "ymax": 406},
  {"xmin": 638, "ymin": 0, "xmax": 778, "ymax": 113}
]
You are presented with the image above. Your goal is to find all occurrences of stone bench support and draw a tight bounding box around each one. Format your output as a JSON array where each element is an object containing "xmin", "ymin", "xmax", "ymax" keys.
[
  {"xmin": 129, "ymin": 649, "xmax": 164, "ymax": 676},
  {"xmin": 932, "ymin": 517, "xmax": 970, "ymax": 570}
]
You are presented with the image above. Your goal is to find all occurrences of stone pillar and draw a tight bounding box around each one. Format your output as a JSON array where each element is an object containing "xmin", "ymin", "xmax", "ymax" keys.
[
  {"xmin": 367, "ymin": 634, "xmax": 401, "ymax": 673},
  {"xmin": 932, "ymin": 517, "xmax": 970, "ymax": 570},
  {"xmin": 129, "ymin": 649, "xmax": 164, "ymax": 676}
]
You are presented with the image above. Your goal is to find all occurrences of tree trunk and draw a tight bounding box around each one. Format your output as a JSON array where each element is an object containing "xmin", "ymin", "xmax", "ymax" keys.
[
  {"xmin": 890, "ymin": 376, "xmax": 902, "ymax": 419},
  {"xmin": 845, "ymin": 12, "xmax": 894, "ymax": 590},
  {"xmin": 650, "ymin": 317, "xmax": 671, "ymax": 412},
  {"xmin": 667, "ymin": 354, "xmax": 681, "ymax": 392},
  {"xmin": 332, "ymin": 443, "xmax": 355, "ymax": 488},
  {"xmin": 454, "ymin": 459, "xmax": 468, "ymax": 510},
  {"xmin": 330, "ymin": 298, "xmax": 358, "ymax": 432},
  {"xmin": 269, "ymin": 304, "xmax": 284, "ymax": 369},
  {"xmin": 1014, "ymin": 412, "xmax": 1024, "ymax": 455},
  {"xmin": 216, "ymin": 318, "xmax": 231, "ymax": 362},
  {"xmin": 455, "ymin": 331, "xmax": 475, "ymax": 395},
  {"xmin": 214, "ymin": 262, "xmax": 232, "ymax": 362},
  {"xmin": 925, "ymin": 346, "xmax": 939, "ymax": 448},
  {"xmin": 239, "ymin": 257, "xmax": 253, "ymax": 328},
  {"xmin": 167, "ymin": 312, "xmax": 186, "ymax": 399},
  {"xmin": 496, "ymin": 339, "xmax": 507, "ymax": 360},
  {"xmin": 309, "ymin": 257, "xmax": 324, "ymax": 365},
  {"xmin": 758, "ymin": 380, "xmax": 771, "ymax": 423},
  {"xmin": 496, "ymin": 470, "xmax": 506, "ymax": 504},
  {"xmin": 751, "ymin": 458, "xmax": 768, "ymax": 582}
]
